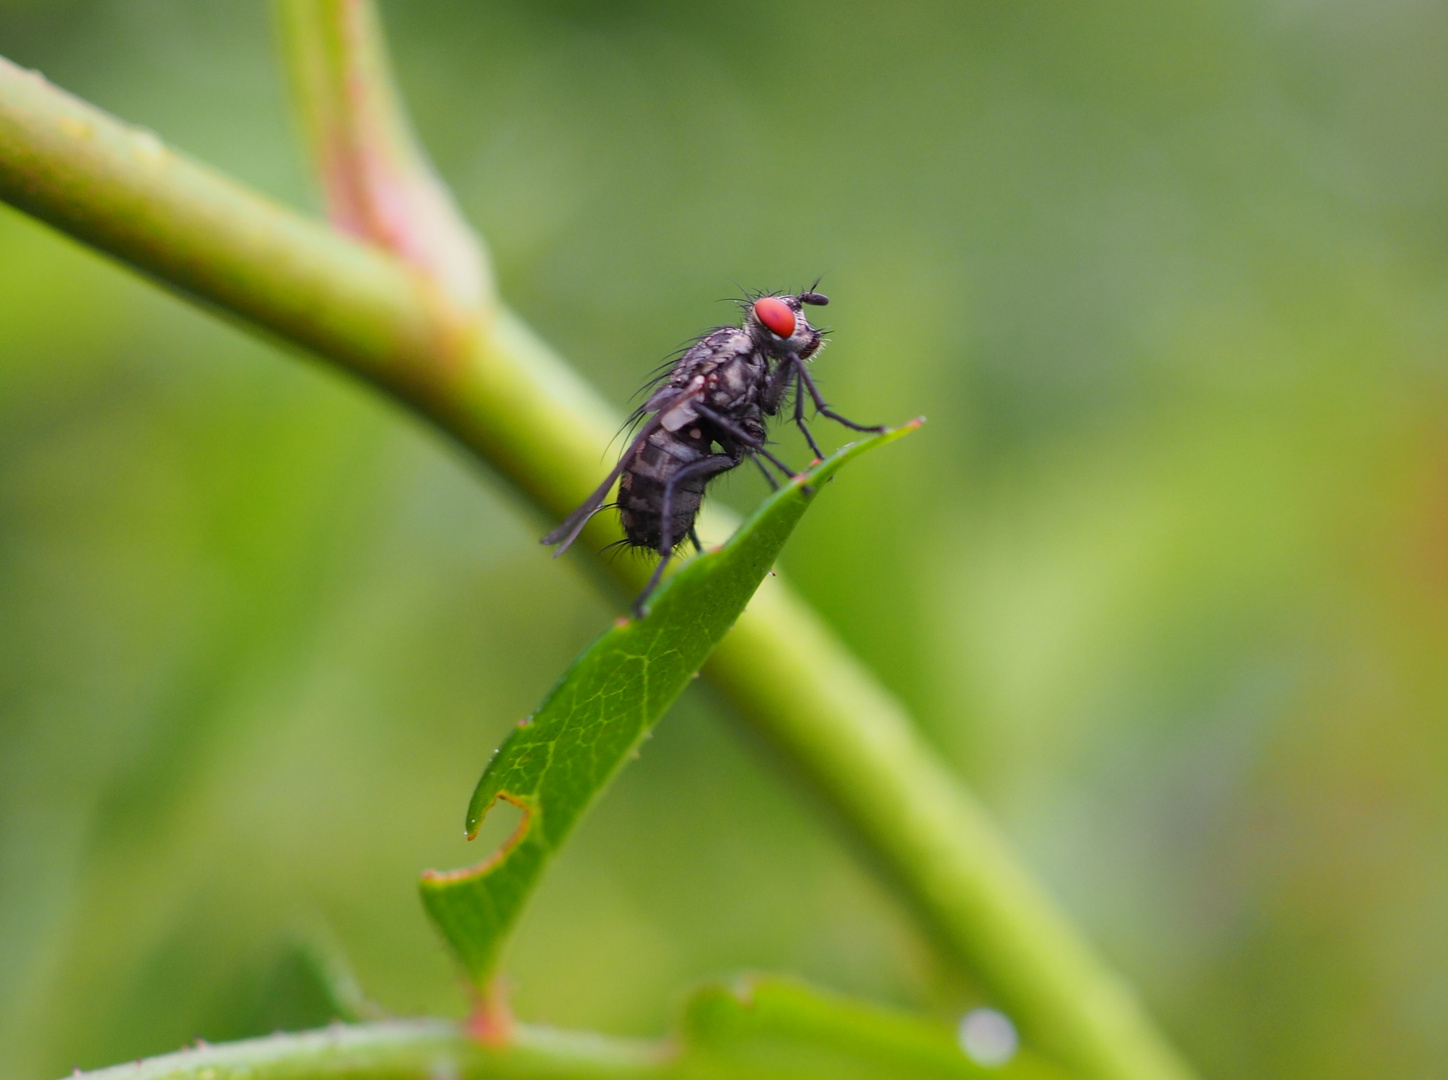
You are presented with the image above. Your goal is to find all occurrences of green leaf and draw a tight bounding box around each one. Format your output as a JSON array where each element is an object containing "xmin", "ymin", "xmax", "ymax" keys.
[
  {"xmin": 677, "ymin": 975, "xmax": 1072, "ymax": 1080},
  {"xmin": 419, "ymin": 422, "xmax": 922, "ymax": 985}
]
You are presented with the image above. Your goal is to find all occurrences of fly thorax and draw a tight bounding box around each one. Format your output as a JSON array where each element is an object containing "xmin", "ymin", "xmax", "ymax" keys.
[{"xmin": 705, "ymin": 352, "xmax": 766, "ymax": 412}]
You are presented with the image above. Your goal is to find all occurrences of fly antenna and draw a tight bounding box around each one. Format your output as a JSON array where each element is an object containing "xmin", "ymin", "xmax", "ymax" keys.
[{"xmin": 798, "ymin": 274, "xmax": 829, "ymax": 306}]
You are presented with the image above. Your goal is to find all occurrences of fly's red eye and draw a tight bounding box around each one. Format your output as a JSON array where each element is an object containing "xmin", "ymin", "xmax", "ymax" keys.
[{"xmin": 753, "ymin": 296, "xmax": 796, "ymax": 338}]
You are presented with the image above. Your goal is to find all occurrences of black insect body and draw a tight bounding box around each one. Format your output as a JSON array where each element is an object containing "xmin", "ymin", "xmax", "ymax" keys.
[{"xmin": 543, "ymin": 289, "xmax": 883, "ymax": 615}]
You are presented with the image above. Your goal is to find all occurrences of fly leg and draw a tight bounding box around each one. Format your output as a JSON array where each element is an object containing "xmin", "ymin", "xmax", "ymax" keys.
[
  {"xmin": 636, "ymin": 552, "xmax": 673, "ymax": 619},
  {"xmin": 790, "ymin": 354, "xmax": 888, "ymax": 433},
  {"xmin": 633, "ymin": 452, "xmax": 737, "ymax": 618},
  {"xmin": 691, "ymin": 404, "xmax": 799, "ymax": 479},
  {"xmin": 694, "ymin": 403, "xmax": 817, "ymax": 496},
  {"xmin": 688, "ymin": 526, "xmax": 703, "ymax": 553},
  {"xmin": 750, "ymin": 454, "xmax": 780, "ymax": 491},
  {"xmin": 793, "ymin": 369, "xmax": 826, "ymax": 461}
]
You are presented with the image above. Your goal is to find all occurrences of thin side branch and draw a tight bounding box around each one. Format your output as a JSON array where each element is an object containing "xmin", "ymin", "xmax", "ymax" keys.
[
  {"xmin": 275, "ymin": 0, "xmax": 491, "ymax": 310},
  {"xmin": 0, "ymin": 53, "xmax": 1194, "ymax": 1080},
  {"xmin": 72, "ymin": 1020, "xmax": 667, "ymax": 1080}
]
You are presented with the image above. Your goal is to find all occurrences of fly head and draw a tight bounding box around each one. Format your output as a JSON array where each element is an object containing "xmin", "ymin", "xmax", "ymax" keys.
[{"xmin": 746, "ymin": 291, "xmax": 827, "ymax": 362}]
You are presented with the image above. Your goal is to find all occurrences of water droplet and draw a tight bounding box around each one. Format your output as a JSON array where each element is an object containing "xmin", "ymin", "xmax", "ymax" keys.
[
  {"xmin": 958, "ymin": 1008, "xmax": 1018, "ymax": 1067},
  {"xmin": 428, "ymin": 1059, "xmax": 460, "ymax": 1080}
]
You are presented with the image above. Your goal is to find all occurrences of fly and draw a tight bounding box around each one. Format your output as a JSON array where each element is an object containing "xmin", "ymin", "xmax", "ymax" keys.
[{"xmin": 542, "ymin": 287, "xmax": 884, "ymax": 616}]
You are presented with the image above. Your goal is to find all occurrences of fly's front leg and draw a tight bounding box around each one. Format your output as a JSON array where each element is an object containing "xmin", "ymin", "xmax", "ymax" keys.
[
  {"xmin": 793, "ymin": 369, "xmax": 825, "ymax": 461},
  {"xmin": 790, "ymin": 354, "xmax": 888, "ymax": 433}
]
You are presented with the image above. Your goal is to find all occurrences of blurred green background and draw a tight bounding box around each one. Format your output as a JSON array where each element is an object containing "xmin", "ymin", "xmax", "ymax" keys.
[{"xmin": 2, "ymin": 2, "xmax": 1447, "ymax": 1077}]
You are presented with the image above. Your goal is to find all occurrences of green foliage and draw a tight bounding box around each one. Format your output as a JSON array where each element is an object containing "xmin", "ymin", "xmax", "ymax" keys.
[{"xmin": 421, "ymin": 425, "xmax": 919, "ymax": 984}]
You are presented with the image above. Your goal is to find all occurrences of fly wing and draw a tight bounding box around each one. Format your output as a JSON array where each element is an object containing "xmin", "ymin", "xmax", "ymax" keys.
[
  {"xmin": 541, "ymin": 412, "xmax": 665, "ymax": 555},
  {"xmin": 622, "ymin": 327, "xmax": 739, "ymax": 430},
  {"xmin": 540, "ymin": 458, "xmax": 627, "ymax": 554},
  {"xmin": 544, "ymin": 333, "xmax": 729, "ymax": 557}
]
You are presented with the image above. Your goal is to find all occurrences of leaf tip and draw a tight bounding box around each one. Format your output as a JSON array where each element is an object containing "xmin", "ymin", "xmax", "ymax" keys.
[{"xmin": 452, "ymin": 793, "xmax": 532, "ymax": 866}]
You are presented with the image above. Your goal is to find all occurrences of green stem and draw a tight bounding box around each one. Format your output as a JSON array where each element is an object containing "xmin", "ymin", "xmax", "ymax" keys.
[
  {"xmin": 72, "ymin": 1021, "xmax": 667, "ymax": 1080},
  {"xmin": 708, "ymin": 602, "xmax": 1193, "ymax": 1080},
  {"xmin": 0, "ymin": 48, "xmax": 1193, "ymax": 1080}
]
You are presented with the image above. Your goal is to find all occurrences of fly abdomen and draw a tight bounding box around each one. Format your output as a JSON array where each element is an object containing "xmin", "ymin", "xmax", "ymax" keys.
[
  {"xmin": 618, "ymin": 472, "xmax": 706, "ymax": 553},
  {"xmin": 617, "ymin": 426, "xmax": 714, "ymax": 552}
]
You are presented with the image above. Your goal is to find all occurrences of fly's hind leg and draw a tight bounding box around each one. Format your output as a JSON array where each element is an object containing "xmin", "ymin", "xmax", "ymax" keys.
[
  {"xmin": 632, "ymin": 452, "xmax": 737, "ymax": 618},
  {"xmin": 688, "ymin": 525, "xmax": 703, "ymax": 553},
  {"xmin": 790, "ymin": 354, "xmax": 888, "ymax": 434},
  {"xmin": 636, "ymin": 551, "xmax": 674, "ymax": 619}
]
